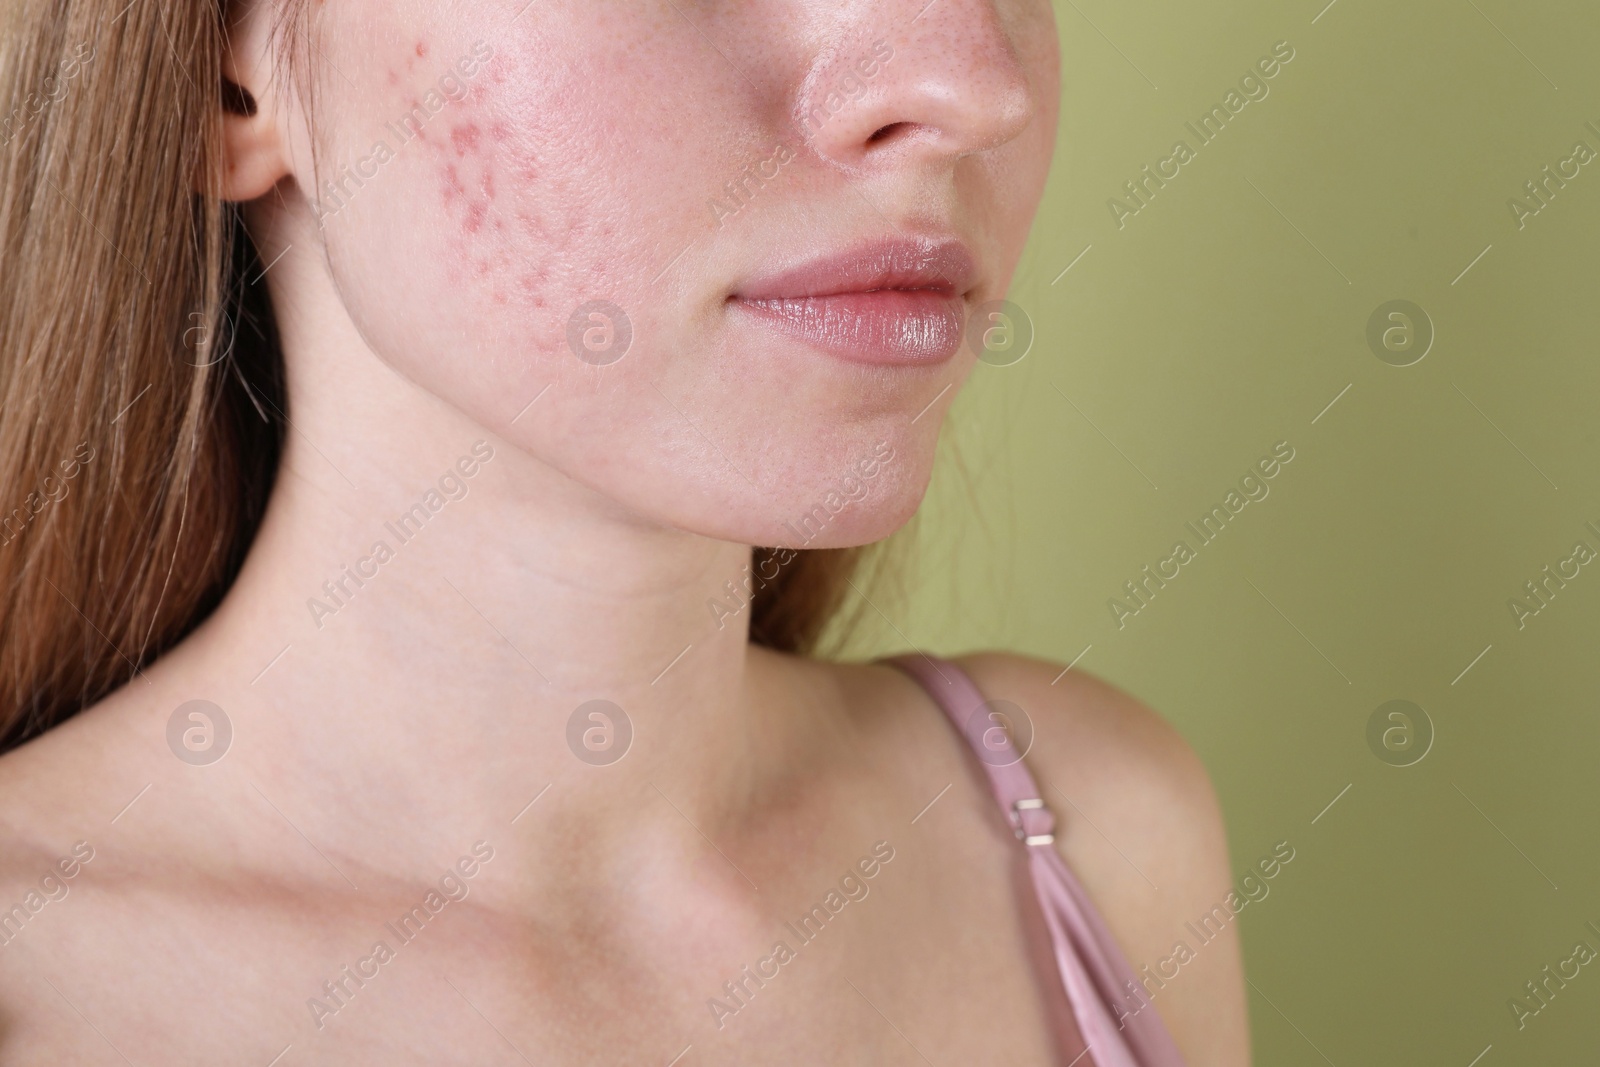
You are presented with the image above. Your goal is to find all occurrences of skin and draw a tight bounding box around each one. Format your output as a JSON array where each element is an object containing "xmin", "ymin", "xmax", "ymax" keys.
[{"xmin": 0, "ymin": 1, "xmax": 1248, "ymax": 1063}]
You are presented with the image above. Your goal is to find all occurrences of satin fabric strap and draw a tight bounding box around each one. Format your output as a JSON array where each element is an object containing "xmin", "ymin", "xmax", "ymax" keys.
[{"xmin": 885, "ymin": 653, "xmax": 1188, "ymax": 1067}]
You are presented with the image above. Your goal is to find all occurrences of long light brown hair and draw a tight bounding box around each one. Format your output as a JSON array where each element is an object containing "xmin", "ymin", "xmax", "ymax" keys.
[{"xmin": 0, "ymin": 0, "xmax": 872, "ymax": 754}]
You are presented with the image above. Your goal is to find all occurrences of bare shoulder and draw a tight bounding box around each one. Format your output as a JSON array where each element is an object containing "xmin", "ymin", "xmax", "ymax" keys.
[
  {"xmin": 0, "ymin": 726, "xmax": 115, "ymax": 1061},
  {"xmin": 0, "ymin": 719, "xmax": 113, "ymax": 892},
  {"xmin": 0, "ymin": 682, "xmax": 160, "ymax": 903},
  {"xmin": 951, "ymin": 651, "xmax": 1251, "ymax": 1067},
  {"xmin": 951, "ymin": 651, "xmax": 1211, "ymax": 818}
]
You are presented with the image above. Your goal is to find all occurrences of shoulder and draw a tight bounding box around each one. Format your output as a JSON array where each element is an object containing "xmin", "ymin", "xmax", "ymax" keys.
[
  {"xmin": 0, "ymin": 729, "xmax": 113, "ymax": 1055},
  {"xmin": 950, "ymin": 651, "xmax": 1251, "ymax": 1066},
  {"xmin": 950, "ymin": 651, "xmax": 1211, "ymax": 815},
  {"xmin": 0, "ymin": 681, "xmax": 165, "ymax": 898},
  {"xmin": 0, "ymin": 721, "xmax": 113, "ymax": 894}
]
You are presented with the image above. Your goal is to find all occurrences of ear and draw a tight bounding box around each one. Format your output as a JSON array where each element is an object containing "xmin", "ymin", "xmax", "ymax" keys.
[{"xmin": 217, "ymin": 3, "xmax": 290, "ymax": 202}]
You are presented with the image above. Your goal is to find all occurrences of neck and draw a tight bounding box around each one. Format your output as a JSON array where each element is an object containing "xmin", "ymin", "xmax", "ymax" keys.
[{"xmin": 178, "ymin": 222, "xmax": 808, "ymax": 893}]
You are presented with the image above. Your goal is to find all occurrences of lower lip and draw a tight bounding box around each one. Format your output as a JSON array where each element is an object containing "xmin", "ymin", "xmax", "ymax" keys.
[{"xmin": 731, "ymin": 290, "xmax": 965, "ymax": 366}]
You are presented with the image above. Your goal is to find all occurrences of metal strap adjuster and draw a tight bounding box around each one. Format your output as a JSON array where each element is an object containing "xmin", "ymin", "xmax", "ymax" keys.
[{"xmin": 1011, "ymin": 797, "xmax": 1054, "ymax": 846}]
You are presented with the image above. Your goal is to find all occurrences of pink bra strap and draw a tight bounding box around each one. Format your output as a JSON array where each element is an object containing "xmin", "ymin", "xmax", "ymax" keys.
[
  {"xmin": 889, "ymin": 654, "xmax": 1059, "ymax": 845},
  {"xmin": 885, "ymin": 654, "xmax": 1188, "ymax": 1067}
]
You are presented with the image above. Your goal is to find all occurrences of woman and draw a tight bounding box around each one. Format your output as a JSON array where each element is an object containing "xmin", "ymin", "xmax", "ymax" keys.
[{"xmin": 0, "ymin": 1, "xmax": 1248, "ymax": 1063}]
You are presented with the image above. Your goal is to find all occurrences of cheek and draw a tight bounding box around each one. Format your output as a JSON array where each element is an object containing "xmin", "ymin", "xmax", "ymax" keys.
[
  {"xmin": 419, "ymin": 72, "xmax": 607, "ymax": 342},
  {"xmin": 331, "ymin": 23, "xmax": 732, "ymax": 358},
  {"xmin": 312, "ymin": 24, "xmax": 820, "ymax": 540},
  {"xmin": 957, "ymin": 20, "xmax": 1057, "ymax": 303},
  {"xmin": 429, "ymin": 72, "xmax": 601, "ymax": 315},
  {"xmin": 321, "ymin": 31, "xmax": 713, "ymax": 411}
]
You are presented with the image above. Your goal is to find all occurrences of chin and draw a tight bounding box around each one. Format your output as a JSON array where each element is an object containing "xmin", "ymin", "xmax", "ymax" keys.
[{"xmin": 744, "ymin": 447, "xmax": 930, "ymax": 551}]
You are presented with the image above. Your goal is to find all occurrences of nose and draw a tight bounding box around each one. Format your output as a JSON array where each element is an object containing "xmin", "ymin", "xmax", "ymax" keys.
[{"xmin": 795, "ymin": 0, "xmax": 1038, "ymax": 170}]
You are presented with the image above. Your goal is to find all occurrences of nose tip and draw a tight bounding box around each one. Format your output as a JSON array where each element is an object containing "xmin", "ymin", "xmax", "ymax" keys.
[{"xmin": 796, "ymin": 2, "xmax": 1038, "ymax": 169}]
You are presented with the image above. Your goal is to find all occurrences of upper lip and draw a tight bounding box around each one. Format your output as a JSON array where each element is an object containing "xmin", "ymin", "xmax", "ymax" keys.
[{"xmin": 731, "ymin": 237, "xmax": 978, "ymax": 302}]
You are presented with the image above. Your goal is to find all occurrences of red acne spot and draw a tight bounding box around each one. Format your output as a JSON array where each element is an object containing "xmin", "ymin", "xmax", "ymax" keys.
[
  {"xmin": 451, "ymin": 124, "xmax": 481, "ymax": 157},
  {"xmin": 465, "ymin": 202, "xmax": 487, "ymax": 233},
  {"xmin": 490, "ymin": 123, "xmax": 511, "ymax": 142},
  {"xmin": 415, "ymin": 41, "xmax": 428, "ymax": 57},
  {"xmin": 386, "ymin": 69, "xmax": 398, "ymax": 86},
  {"xmin": 441, "ymin": 165, "xmax": 466, "ymax": 203}
]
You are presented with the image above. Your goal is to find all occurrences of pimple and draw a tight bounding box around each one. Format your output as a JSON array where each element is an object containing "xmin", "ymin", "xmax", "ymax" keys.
[
  {"xmin": 415, "ymin": 41, "xmax": 428, "ymax": 58},
  {"xmin": 450, "ymin": 123, "xmax": 481, "ymax": 157}
]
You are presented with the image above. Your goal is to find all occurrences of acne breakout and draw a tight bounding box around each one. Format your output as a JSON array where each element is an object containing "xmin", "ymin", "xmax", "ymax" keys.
[{"xmin": 310, "ymin": 40, "xmax": 495, "ymax": 224}]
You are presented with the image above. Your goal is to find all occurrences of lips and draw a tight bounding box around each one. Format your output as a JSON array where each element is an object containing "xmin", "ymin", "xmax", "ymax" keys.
[{"xmin": 730, "ymin": 238, "xmax": 978, "ymax": 366}]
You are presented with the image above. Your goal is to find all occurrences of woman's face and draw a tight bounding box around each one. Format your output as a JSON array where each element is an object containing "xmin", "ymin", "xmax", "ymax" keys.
[{"xmin": 282, "ymin": 0, "xmax": 1059, "ymax": 548}]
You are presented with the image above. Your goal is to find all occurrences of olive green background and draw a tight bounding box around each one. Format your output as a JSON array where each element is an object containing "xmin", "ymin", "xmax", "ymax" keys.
[{"xmin": 843, "ymin": 0, "xmax": 1600, "ymax": 1062}]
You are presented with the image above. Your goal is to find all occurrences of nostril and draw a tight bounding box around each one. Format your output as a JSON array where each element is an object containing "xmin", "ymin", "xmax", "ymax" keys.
[{"xmin": 866, "ymin": 122, "xmax": 912, "ymax": 145}]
